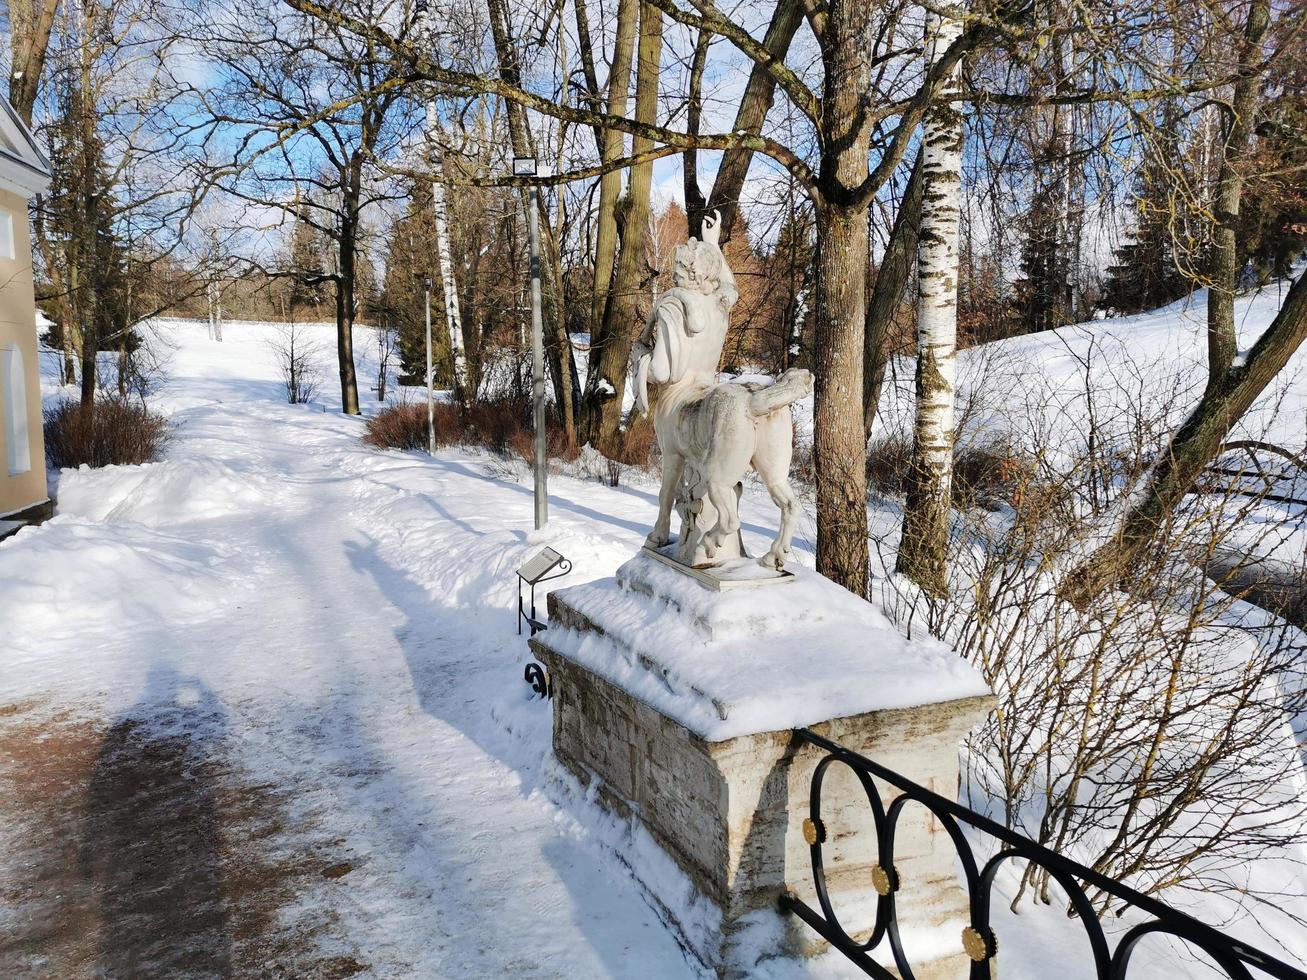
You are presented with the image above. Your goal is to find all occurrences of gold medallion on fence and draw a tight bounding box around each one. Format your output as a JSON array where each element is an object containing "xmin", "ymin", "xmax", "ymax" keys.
[
  {"xmin": 871, "ymin": 864, "xmax": 898, "ymax": 896},
  {"xmin": 802, "ymin": 817, "xmax": 826, "ymax": 846},
  {"xmin": 962, "ymin": 925, "xmax": 996, "ymax": 961}
]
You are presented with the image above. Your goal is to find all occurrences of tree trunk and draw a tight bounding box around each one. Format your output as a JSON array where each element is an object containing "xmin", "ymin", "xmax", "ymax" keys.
[
  {"xmin": 896, "ymin": 7, "xmax": 964, "ymax": 599},
  {"xmin": 587, "ymin": 0, "xmax": 638, "ymax": 343},
  {"xmin": 582, "ymin": 1, "xmax": 661, "ymax": 452},
  {"xmin": 811, "ymin": 0, "xmax": 875, "ymax": 596},
  {"xmin": 814, "ymin": 205, "xmax": 870, "ymax": 595},
  {"xmin": 336, "ymin": 161, "xmax": 363, "ymax": 416},
  {"xmin": 117, "ymin": 337, "xmax": 129, "ymax": 399},
  {"xmin": 425, "ymin": 107, "xmax": 469, "ymax": 402},
  {"xmin": 1206, "ymin": 0, "xmax": 1270, "ymax": 394},
  {"xmin": 699, "ymin": 0, "xmax": 806, "ymax": 243},
  {"xmin": 571, "ymin": 0, "xmax": 603, "ymax": 146},
  {"xmin": 550, "ymin": 196, "xmax": 576, "ymax": 445},
  {"xmin": 486, "ymin": 0, "xmax": 573, "ymax": 444},
  {"xmin": 1061, "ymin": 269, "xmax": 1307, "ymax": 609},
  {"xmin": 7, "ymin": 0, "xmax": 59, "ymax": 124},
  {"xmin": 682, "ymin": 28, "xmax": 710, "ymax": 239},
  {"xmin": 864, "ymin": 149, "xmax": 923, "ymax": 438},
  {"xmin": 77, "ymin": 9, "xmax": 98, "ymax": 414}
]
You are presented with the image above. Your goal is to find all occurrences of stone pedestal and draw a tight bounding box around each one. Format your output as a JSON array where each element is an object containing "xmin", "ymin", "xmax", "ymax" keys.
[{"xmin": 530, "ymin": 553, "xmax": 992, "ymax": 977}]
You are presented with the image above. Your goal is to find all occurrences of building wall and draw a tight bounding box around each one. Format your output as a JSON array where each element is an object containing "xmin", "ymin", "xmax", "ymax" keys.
[{"xmin": 0, "ymin": 185, "xmax": 49, "ymax": 517}]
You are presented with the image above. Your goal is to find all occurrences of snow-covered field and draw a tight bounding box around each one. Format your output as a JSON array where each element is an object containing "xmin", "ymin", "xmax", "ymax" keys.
[{"xmin": 2, "ymin": 298, "xmax": 1304, "ymax": 977}]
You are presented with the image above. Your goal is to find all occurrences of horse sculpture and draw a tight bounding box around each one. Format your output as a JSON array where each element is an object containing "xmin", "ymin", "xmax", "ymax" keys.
[{"xmin": 631, "ymin": 212, "xmax": 812, "ymax": 570}]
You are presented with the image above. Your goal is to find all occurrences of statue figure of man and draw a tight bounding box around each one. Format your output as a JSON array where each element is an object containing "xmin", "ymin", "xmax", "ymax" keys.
[{"xmin": 632, "ymin": 212, "xmax": 811, "ymax": 570}]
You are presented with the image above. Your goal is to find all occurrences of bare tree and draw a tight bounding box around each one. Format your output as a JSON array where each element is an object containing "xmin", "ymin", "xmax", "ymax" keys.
[
  {"xmin": 1207, "ymin": 0, "xmax": 1272, "ymax": 394},
  {"xmin": 268, "ymin": 320, "xmax": 323, "ymax": 405},
  {"xmin": 31, "ymin": 0, "xmax": 212, "ymax": 424},
  {"xmin": 582, "ymin": 1, "xmax": 663, "ymax": 452},
  {"xmin": 281, "ymin": 0, "xmax": 1002, "ymax": 596},
  {"xmin": 191, "ymin": 0, "xmax": 419, "ymax": 415},
  {"xmin": 6, "ymin": 0, "xmax": 59, "ymax": 123},
  {"xmin": 1062, "ymin": 269, "xmax": 1307, "ymax": 607}
]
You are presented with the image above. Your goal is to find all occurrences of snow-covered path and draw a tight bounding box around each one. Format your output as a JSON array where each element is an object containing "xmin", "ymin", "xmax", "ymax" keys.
[{"xmin": 1, "ymin": 324, "xmax": 722, "ymax": 978}]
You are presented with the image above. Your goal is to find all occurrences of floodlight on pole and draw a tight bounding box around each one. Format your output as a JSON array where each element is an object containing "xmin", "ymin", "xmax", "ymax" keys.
[{"xmin": 512, "ymin": 156, "xmax": 538, "ymax": 178}]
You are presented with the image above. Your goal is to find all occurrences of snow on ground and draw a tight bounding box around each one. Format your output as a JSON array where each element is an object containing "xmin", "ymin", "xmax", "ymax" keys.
[
  {"xmin": 3, "ymin": 301, "xmax": 1304, "ymax": 977},
  {"xmin": 3, "ymin": 319, "xmax": 855, "ymax": 978}
]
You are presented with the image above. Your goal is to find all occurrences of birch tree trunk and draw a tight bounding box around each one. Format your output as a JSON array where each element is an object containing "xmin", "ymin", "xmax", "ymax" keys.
[
  {"xmin": 896, "ymin": 7, "xmax": 964, "ymax": 598},
  {"xmin": 864, "ymin": 150, "xmax": 923, "ymax": 438},
  {"xmin": 1206, "ymin": 0, "xmax": 1270, "ymax": 394},
  {"xmin": 426, "ymin": 104, "xmax": 469, "ymax": 402}
]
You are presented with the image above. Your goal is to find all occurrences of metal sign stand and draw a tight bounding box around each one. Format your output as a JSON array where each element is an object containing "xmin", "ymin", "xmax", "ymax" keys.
[
  {"xmin": 517, "ymin": 547, "xmax": 570, "ymax": 700},
  {"xmin": 516, "ymin": 547, "xmax": 571, "ymax": 636}
]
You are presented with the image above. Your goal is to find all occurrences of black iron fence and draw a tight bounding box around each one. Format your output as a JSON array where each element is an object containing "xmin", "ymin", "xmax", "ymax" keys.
[{"xmin": 782, "ymin": 727, "xmax": 1307, "ymax": 980}]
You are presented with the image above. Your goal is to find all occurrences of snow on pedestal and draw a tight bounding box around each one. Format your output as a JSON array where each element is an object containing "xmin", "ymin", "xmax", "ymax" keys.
[{"xmin": 530, "ymin": 551, "xmax": 993, "ymax": 977}]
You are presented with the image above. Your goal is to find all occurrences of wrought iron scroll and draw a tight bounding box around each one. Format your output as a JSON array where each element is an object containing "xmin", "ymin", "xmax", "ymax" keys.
[{"xmin": 781, "ymin": 727, "xmax": 1307, "ymax": 980}]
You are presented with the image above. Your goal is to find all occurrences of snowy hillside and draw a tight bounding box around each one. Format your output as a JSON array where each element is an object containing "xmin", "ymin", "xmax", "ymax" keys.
[{"xmin": 878, "ymin": 278, "xmax": 1307, "ymax": 459}]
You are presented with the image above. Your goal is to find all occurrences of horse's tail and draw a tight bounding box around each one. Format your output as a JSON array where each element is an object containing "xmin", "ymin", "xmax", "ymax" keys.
[{"xmin": 747, "ymin": 368, "xmax": 813, "ymax": 417}]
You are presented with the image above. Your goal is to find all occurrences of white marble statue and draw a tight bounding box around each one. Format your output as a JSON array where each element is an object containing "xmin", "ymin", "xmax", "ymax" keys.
[{"xmin": 631, "ymin": 212, "xmax": 812, "ymax": 570}]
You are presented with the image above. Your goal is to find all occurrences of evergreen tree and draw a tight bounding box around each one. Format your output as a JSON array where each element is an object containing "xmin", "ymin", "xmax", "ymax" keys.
[
  {"xmin": 287, "ymin": 215, "xmax": 327, "ymax": 316},
  {"xmin": 1101, "ymin": 112, "xmax": 1197, "ymax": 316},
  {"xmin": 1013, "ymin": 165, "xmax": 1074, "ymax": 332},
  {"xmin": 769, "ymin": 208, "xmax": 815, "ymax": 372},
  {"xmin": 1238, "ymin": 72, "xmax": 1307, "ymax": 284},
  {"xmin": 378, "ymin": 183, "xmax": 452, "ymax": 385}
]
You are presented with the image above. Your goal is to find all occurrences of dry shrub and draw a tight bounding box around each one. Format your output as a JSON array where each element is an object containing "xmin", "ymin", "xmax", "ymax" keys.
[
  {"xmin": 43, "ymin": 398, "xmax": 170, "ymax": 469},
  {"xmin": 866, "ymin": 437, "xmax": 914, "ymax": 496},
  {"xmin": 364, "ymin": 403, "xmax": 427, "ymax": 451},
  {"xmin": 364, "ymin": 402, "xmax": 462, "ymax": 451},
  {"xmin": 464, "ymin": 396, "xmax": 530, "ymax": 454},
  {"xmin": 365, "ymin": 395, "xmax": 581, "ymax": 466},
  {"xmin": 866, "ymin": 435, "xmax": 1032, "ymax": 508},
  {"xmin": 614, "ymin": 414, "xmax": 658, "ymax": 467}
]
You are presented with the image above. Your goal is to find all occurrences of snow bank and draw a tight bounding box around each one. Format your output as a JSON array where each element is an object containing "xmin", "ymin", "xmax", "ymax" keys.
[
  {"xmin": 56, "ymin": 458, "xmax": 273, "ymax": 527},
  {"xmin": 0, "ymin": 517, "xmax": 238, "ymax": 659}
]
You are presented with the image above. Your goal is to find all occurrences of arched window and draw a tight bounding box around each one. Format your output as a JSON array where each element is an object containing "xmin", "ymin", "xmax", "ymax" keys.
[{"xmin": 1, "ymin": 344, "xmax": 30, "ymax": 476}]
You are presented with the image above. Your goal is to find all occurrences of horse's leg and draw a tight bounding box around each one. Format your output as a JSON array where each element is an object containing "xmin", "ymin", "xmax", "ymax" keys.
[
  {"xmin": 753, "ymin": 417, "xmax": 799, "ymax": 569},
  {"xmin": 646, "ymin": 451, "xmax": 684, "ymax": 549},
  {"xmin": 704, "ymin": 480, "xmax": 740, "ymax": 559}
]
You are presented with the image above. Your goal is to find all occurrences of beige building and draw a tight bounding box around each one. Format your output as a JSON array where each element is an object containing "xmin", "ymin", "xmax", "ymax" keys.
[{"xmin": 0, "ymin": 98, "xmax": 52, "ymax": 528}]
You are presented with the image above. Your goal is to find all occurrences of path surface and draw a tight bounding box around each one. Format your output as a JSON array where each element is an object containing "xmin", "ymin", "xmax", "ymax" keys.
[{"xmin": 1, "ymin": 322, "xmax": 766, "ymax": 978}]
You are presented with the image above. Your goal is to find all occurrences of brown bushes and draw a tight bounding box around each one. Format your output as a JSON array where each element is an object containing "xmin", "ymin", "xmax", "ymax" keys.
[
  {"xmin": 363, "ymin": 403, "xmax": 421, "ymax": 451},
  {"xmin": 365, "ymin": 396, "xmax": 589, "ymax": 464},
  {"xmin": 43, "ymin": 398, "xmax": 170, "ymax": 469},
  {"xmin": 866, "ymin": 435, "xmax": 1033, "ymax": 509}
]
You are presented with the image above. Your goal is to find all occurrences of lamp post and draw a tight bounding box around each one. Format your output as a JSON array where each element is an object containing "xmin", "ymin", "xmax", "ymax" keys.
[
  {"xmin": 514, "ymin": 155, "xmax": 547, "ymax": 530},
  {"xmin": 424, "ymin": 275, "xmax": 434, "ymax": 455}
]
